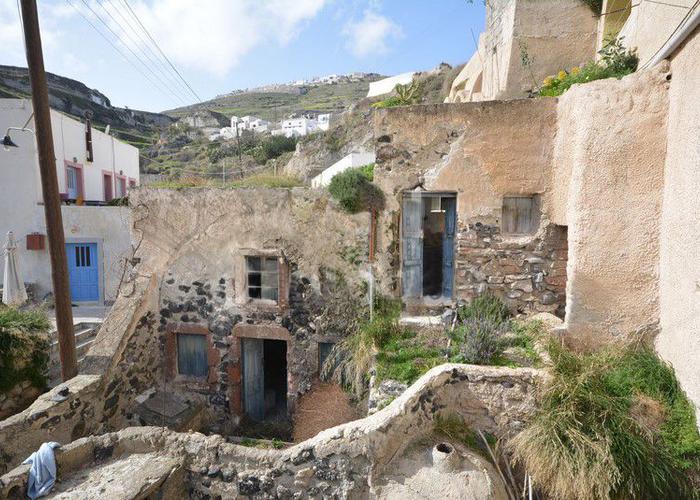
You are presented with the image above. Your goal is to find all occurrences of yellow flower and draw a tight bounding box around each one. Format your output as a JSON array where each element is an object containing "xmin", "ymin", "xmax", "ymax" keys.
[
  {"xmin": 557, "ymin": 70, "xmax": 568, "ymax": 80},
  {"xmin": 571, "ymin": 66, "xmax": 580, "ymax": 75},
  {"xmin": 543, "ymin": 76, "xmax": 554, "ymax": 86}
]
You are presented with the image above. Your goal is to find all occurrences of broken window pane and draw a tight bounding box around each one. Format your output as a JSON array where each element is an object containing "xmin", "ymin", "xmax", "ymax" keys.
[{"xmin": 246, "ymin": 256, "xmax": 280, "ymax": 301}]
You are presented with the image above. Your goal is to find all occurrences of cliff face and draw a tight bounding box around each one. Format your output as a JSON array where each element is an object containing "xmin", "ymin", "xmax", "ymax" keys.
[{"xmin": 0, "ymin": 65, "xmax": 174, "ymax": 137}]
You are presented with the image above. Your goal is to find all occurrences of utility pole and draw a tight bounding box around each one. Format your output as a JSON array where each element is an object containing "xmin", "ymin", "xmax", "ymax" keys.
[{"xmin": 20, "ymin": 0, "xmax": 77, "ymax": 380}]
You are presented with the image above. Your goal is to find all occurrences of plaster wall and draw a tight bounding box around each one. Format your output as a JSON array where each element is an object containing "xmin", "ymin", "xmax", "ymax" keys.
[
  {"xmin": 657, "ymin": 28, "xmax": 700, "ymax": 417},
  {"xmin": 448, "ymin": 0, "xmax": 597, "ymax": 103},
  {"xmin": 551, "ymin": 68, "xmax": 670, "ymax": 344},
  {"xmin": 614, "ymin": 0, "xmax": 697, "ymax": 66}
]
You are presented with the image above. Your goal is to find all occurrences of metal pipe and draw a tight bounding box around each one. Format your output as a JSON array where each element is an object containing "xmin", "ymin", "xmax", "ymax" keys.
[{"xmin": 646, "ymin": 2, "xmax": 700, "ymax": 68}]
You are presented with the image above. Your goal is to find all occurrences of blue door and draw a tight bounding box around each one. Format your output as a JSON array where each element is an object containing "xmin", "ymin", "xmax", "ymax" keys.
[{"xmin": 66, "ymin": 243, "xmax": 99, "ymax": 302}]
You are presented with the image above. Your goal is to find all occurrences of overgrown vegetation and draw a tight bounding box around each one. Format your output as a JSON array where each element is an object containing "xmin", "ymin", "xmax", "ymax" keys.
[
  {"xmin": 325, "ymin": 293, "xmax": 545, "ymax": 393},
  {"xmin": 372, "ymin": 81, "xmax": 423, "ymax": 109},
  {"xmin": 510, "ymin": 341, "xmax": 700, "ymax": 499},
  {"xmin": 149, "ymin": 173, "xmax": 302, "ymax": 190},
  {"xmin": 539, "ymin": 38, "xmax": 638, "ymax": 97},
  {"xmin": 208, "ymin": 134, "xmax": 297, "ymax": 165},
  {"xmin": 0, "ymin": 306, "xmax": 50, "ymax": 392},
  {"xmin": 328, "ymin": 165, "xmax": 384, "ymax": 213}
]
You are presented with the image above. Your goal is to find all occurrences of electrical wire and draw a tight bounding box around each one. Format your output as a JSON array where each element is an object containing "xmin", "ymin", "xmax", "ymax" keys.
[
  {"xmin": 103, "ymin": 0, "xmax": 194, "ymax": 100},
  {"xmin": 120, "ymin": 0, "xmax": 203, "ymax": 103},
  {"xmin": 95, "ymin": 0, "xmax": 191, "ymax": 103},
  {"xmin": 68, "ymin": 0, "xmax": 187, "ymax": 106},
  {"xmin": 65, "ymin": 0, "xmax": 182, "ymax": 106}
]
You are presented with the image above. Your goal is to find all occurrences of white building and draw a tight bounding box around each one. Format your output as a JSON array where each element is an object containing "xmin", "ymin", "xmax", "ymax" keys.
[
  {"xmin": 317, "ymin": 113, "xmax": 331, "ymax": 132},
  {"xmin": 367, "ymin": 72, "xmax": 415, "ymax": 98},
  {"xmin": 231, "ymin": 115, "xmax": 270, "ymax": 134},
  {"xmin": 311, "ymin": 152, "xmax": 376, "ymax": 188},
  {"xmin": 0, "ymin": 98, "xmax": 139, "ymax": 305},
  {"xmin": 277, "ymin": 117, "xmax": 320, "ymax": 138}
]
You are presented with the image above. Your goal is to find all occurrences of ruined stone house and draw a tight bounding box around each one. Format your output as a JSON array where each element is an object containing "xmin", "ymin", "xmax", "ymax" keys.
[{"xmin": 1, "ymin": 1, "xmax": 699, "ymax": 497}]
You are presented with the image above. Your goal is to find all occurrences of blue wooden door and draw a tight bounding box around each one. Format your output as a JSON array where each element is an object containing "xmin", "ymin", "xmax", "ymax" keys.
[
  {"xmin": 442, "ymin": 197, "xmax": 457, "ymax": 299},
  {"xmin": 242, "ymin": 338, "xmax": 265, "ymax": 421},
  {"xmin": 402, "ymin": 192, "xmax": 424, "ymax": 299},
  {"xmin": 66, "ymin": 243, "xmax": 99, "ymax": 302}
]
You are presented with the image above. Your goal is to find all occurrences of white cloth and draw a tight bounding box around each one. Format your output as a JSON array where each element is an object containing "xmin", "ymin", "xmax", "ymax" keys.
[
  {"xmin": 2, "ymin": 231, "xmax": 28, "ymax": 306},
  {"xmin": 22, "ymin": 442, "xmax": 61, "ymax": 499}
]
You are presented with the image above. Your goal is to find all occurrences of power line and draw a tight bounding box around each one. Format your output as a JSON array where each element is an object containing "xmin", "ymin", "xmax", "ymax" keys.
[
  {"xmin": 70, "ymin": 0, "xmax": 187, "ymax": 106},
  {"xmin": 102, "ymin": 0, "xmax": 194, "ymax": 100},
  {"xmin": 96, "ymin": 0, "xmax": 192, "ymax": 103},
  {"xmin": 66, "ymin": 0, "xmax": 182, "ymax": 105},
  {"xmin": 120, "ymin": 0, "xmax": 203, "ymax": 103}
]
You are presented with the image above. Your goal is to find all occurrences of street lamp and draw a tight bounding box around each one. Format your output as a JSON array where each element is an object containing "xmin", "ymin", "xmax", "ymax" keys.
[{"xmin": 3, "ymin": 126, "xmax": 34, "ymax": 151}]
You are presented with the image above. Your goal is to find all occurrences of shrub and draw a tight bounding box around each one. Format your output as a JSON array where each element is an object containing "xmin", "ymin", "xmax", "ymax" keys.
[
  {"xmin": 328, "ymin": 167, "xmax": 384, "ymax": 213},
  {"xmin": 453, "ymin": 317, "xmax": 507, "ymax": 365},
  {"xmin": 0, "ymin": 307, "xmax": 50, "ymax": 392},
  {"xmin": 372, "ymin": 81, "xmax": 423, "ymax": 109},
  {"xmin": 540, "ymin": 38, "xmax": 638, "ymax": 97},
  {"xmin": 510, "ymin": 342, "xmax": 700, "ymax": 500},
  {"xmin": 456, "ymin": 293, "xmax": 511, "ymax": 325}
]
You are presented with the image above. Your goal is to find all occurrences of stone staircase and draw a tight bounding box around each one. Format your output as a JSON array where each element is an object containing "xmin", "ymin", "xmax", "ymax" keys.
[{"xmin": 48, "ymin": 322, "xmax": 101, "ymax": 387}]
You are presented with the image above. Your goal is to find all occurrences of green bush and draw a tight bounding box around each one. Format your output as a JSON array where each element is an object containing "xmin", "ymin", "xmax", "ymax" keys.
[
  {"xmin": 372, "ymin": 81, "xmax": 423, "ymax": 109},
  {"xmin": 452, "ymin": 317, "xmax": 507, "ymax": 365},
  {"xmin": 0, "ymin": 307, "xmax": 50, "ymax": 392},
  {"xmin": 328, "ymin": 167, "xmax": 384, "ymax": 213},
  {"xmin": 456, "ymin": 293, "xmax": 511, "ymax": 325},
  {"xmin": 540, "ymin": 38, "xmax": 638, "ymax": 97},
  {"xmin": 510, "ymin": 343, "xmax": 700, "ymax": 499}
]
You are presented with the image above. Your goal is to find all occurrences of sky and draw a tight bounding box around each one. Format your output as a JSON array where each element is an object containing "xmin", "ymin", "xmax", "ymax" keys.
[{"xmin": 1, "ymin": 0, "xmax": 485, "ymax": 112}]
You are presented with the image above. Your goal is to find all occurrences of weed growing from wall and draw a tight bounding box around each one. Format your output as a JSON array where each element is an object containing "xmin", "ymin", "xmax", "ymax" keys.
[
  {"xmin": 540, "ymin": 38, "xmax": 638, "ymax": 97},
  {"xmin": 328, "ymin": 165, "xmax": 384, "ymax": 214}
]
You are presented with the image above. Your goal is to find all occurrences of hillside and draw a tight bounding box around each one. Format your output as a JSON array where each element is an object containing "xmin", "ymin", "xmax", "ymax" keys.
[
  {"xmin": 165, "ymin": 75, "xmax": 383, "ymax": 122},
  {"xmin": 0, "ymin": 65, "xmax": 172, "ymax": 147}
]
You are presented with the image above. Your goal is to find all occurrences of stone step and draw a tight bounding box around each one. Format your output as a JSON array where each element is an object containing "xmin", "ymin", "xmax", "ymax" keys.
[{"xmin": 50, "ymin": 326, "xmax": 98, "ymax": 351}]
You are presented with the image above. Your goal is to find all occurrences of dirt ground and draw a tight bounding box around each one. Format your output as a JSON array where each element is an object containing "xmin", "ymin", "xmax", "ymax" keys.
[{"xmin": 292, "ymin": 379, "xmax": 363, "ymax": 442}]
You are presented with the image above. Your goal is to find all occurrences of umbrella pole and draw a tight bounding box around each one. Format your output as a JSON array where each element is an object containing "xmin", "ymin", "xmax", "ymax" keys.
[{"xmin": 20, "ymin": 0, "xmax": 77, "ymax": 380}]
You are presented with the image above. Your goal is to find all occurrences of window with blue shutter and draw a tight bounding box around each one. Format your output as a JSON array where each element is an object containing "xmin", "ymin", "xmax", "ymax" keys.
[{"xmin": 177, "ymin": 333, "xmax": 208, "ymax": 378}]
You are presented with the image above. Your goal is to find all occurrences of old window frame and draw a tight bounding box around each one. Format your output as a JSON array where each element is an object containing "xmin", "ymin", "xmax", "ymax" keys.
[
  {"xmin": 501, "ymin": 195, "xmax": 540, "ymax": 235},
  {"xmin": 176, "ymin": 332, "xmax": 209, "ymax": 378},
  {"xmin": 246, "ymin": 255, "xmax": 280, "ymax": 302}
]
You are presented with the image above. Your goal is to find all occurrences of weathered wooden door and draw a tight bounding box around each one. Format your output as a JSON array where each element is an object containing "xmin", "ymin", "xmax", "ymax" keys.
[
  {"xmin": 442, "ymin": 197, "xmax": 456, "ymax": 299},
  {"xmin": 241, "ymin": 338, "xmax": 265, "ymax": 421},
  {"xmin": 402, "ymin": 192, "xmax": 424, "ymax": 299}
]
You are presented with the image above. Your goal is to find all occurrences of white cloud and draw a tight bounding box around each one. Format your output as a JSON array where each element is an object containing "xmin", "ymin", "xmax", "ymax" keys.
[
  {"xmin": 343, "ymin": 9, "xmax": 402, "ymax": 58},
  {"xmin": 120, "ymin": 0, "xmax": 328, "ymax": 77}
]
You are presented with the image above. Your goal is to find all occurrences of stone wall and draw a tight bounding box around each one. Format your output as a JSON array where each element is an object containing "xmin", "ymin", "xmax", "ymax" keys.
[
  {"xmin": 1, "ymin": 363, "xmax": 542, "ymax": 498},
  {"xmin": 124, "ymin": 188, "xmax": 368, "ymax": 432},
  {"xmin": 373, "ymin": 100, "xmax": 568, "ymax": 314}
]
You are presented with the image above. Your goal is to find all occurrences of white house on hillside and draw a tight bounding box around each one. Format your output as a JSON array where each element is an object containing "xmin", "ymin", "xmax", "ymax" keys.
[
  {"xmin": 0, "ymin": 98, "xmax": 139, "ymax": 305},
  {"xmin": 367, "ymin": 72, "xmax": 415, "ymax": 98},
  {"xmin": 275, "ymin": 117, "xmax": 323, "ymax": 138},
  {"xmin": 311, "ymin": 152, "xmax": 376, "ymax": 188},
  {"xmin": 232, "ymin": 115, "xmax": 270, "ymax": 133}
]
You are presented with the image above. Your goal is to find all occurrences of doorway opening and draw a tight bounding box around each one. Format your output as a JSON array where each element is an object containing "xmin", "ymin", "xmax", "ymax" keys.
[
  {"xmin": 402, "ymin": 192, "xmax": 457, "ymax": 302},
  {"xmin": 241, "ymin": 338, "xmax": 287, "ymax": 422},
  {"xmin": 264, "ymin": 339, "xmax": 288, "ymax": 418}
]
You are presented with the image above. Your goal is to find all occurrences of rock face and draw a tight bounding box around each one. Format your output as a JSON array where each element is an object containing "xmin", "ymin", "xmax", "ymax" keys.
[{"xmin": 0, "ymin": 363, "xmax": 541, "ymax": 499}]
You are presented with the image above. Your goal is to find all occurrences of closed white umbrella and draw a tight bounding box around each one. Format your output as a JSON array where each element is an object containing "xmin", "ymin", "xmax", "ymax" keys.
[{"xmin": 2, "ymin": 231, "xmax": 28, "ymax": 306}]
